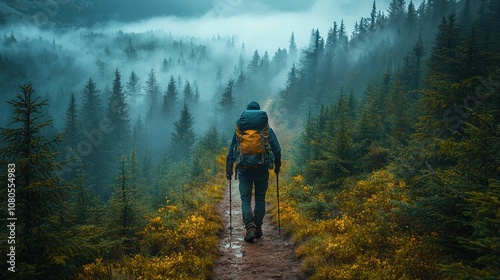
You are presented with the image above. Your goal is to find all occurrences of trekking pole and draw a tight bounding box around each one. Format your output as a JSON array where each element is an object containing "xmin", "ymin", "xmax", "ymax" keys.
[
  {"xmin": 277, "ymin": 173, "xmax": 281, "ymax": 237},
  {"xmin": 229, "ymin": 178, "xmax": 233, "ymax": 239}
]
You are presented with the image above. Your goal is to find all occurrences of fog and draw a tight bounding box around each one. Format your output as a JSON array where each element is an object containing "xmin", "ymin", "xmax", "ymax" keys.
[
  {"xmin": 0, "ymin": 0, "xmax": 435, "ymax": 225},
  {"xmin": 0, "ymin": 0, "xmax": 424, "ymax": 157},
  {"xmin": 113, "ymin": 0, "xmax": 423, "ymax": 53}
]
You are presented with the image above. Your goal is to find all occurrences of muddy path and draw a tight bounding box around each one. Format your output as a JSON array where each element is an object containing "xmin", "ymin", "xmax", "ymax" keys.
[{"xmin": 213, "ymin": 179, "xmax": 304, "ymax": 280}]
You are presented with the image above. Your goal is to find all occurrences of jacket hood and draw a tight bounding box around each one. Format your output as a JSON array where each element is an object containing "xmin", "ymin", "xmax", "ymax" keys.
[{"xmin": 246, "ymin": 101, "xmax": 260, "ymax": 110}]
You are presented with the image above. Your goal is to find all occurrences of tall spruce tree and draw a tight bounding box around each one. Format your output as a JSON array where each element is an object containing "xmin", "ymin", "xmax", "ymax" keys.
[
  {"xmin": 388, "ymin": 0, "xmax": 407, "ymax": 27},
  {"xmin": 107, "ymin": 155, "xmax": 143, "ymax": 254},
  {"xmin": 312, "ymin": 90, "xmax": 358, "ymax": 189},
  {"xmin": 123, "ymin": 38, "xmax": 138, "ymax": 61},
  {"xmin": 218, "ymin": 79, "xmax": 236, "ymax": 134},
  {"xmin": 107, "ymin": 69, "xmax": 130, "ymax": 149},
  {"xmin": 248, "ymin": 50, "xmax": 261, "ymax": 74},
  {"xmin": 62, "ymin": 93, "xmax": 79, "ymax": 153},
  {"xmin": 126, "ymin": 70, "xmax": 141, "ymax": 96},
  {"xmin": 170, "ymin": 103, "xmax": 196, "ymax": 162},
  {"xmin": 288, "ymin": 32, "xmax": 298, "ymax": 63},
  {"xmin": 182, "ymin": 80, "xmax": 194, "ymax": 106},
  {"xmin": 81, "ymin": 78, "xmax": 102, "ymax": 133},
  {"xmin": 163, "ymin": 75, "xmax": 178, "ymax": 117},
  {"xmin": 280, "ymin": 63, "xmax": 303, "ymax": 116},
  {"xmin": 145, "ymin": 68, "xmax": 161, "ymax": 121},
  {"xmin": 79, "ymin": 78, "xmax": 108, "ymax": 197},
  {"xmin": 61, "ymin": 92, "xmax": 79, "ymax": 180},
  {"xmin": 0, "ymin": 84, "xmax": 71, "ymax": 278}
]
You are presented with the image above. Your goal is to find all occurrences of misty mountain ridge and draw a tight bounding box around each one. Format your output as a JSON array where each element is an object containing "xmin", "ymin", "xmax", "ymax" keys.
[
  {"xmin": 0, "ymin": 0, "xmax": 445, "ymax": 131},
  {"xmin": 0, "ymin": 0, "xmax": 319, "ymax": 27}
]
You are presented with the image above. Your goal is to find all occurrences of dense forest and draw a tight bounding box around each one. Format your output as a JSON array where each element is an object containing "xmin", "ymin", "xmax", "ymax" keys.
[{"xmin": 0, "ymin": 0, "xmax": 499, "ymax": 279}]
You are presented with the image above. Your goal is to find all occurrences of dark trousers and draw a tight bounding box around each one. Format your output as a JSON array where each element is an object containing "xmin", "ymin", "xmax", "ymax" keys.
[{"xmin": 238, "ymin": 168, "xmax": 269, "ymax": 229}]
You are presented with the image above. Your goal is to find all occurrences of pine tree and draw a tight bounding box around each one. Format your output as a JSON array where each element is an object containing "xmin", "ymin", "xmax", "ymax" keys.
[
  {"xmin": 145, "ymin": 68, "xmax": 161, "ymax": 121},
  {"xmin": 338, "ymin": 20, "xmax": 348, "ymax": 46},
  {"xmin": 260, "ymin": 51, "xmax": 270, "ymax": 77},
  {"xmin": 191, "ymin": 126, "xmax": 224, "ymax": 180},
  {"xmin": 163, "ymin": 75, "xmax": 178, "ymax": 116},
  {"xmin": 388, "ymin": 0, "xmax": 407, "ymax": 27},
  {"xmin": 326, "ymin": 22, "xmax": 339, "ymax": 53},
  {"xmin": 280, "ymin": 63, "xmax": 302, "ymax": 115},
  {"xmin": 132, "ymin": 115, "xmax": 144, "ymax": 148},
  {"xmin": 458, "ymin": 0, "xmax": 472, "ymax": 35},
  {"xmin": 440, "ymin": 179, "xmax": 500, "ymax": 278},
  {"xmin": 193, "ymin": 80, "xmax": 200, "ymax": 104},
  {"xmin": 79, "ymin": 78, "xmax": 108, "ymax": 196},
  {"xmin": 404, "ymin": 1, "xmax": 418, "ymax": 35},
  {"xmin": 270, "ymin": 48, "xmax": 288, "ymax": 75},
  {"xmin": 314, "ymin": 90, "xmax": 358, "ymax": 189},
  {"xmin": 428, "ymin": 12, "xmax": 462, "ymax": 85},
  {"xmin": 61, "ymin": 92, "xmax": 80, "ymax": 180},
  {"xmin": 218, "ymin": 79, "xmax": 236, "ymax": 128},
  {"xmin": 370, "ymin": 0, "xmax": 377, "ymax": 31},
  {"xmin": 292, "ymin": 111, "xmax": 317, "ymax": 177},
  {"xmin": 123, "ymin": 38, "xmax": 138, "ymax": 60},
  {"xmin": 354, "ymin": 83, "xmax": 388, "ymax": 172},
  {"xmin": 183, "ymin": 80, "xmax": 194, "ymax": 105},
  {"xmin": 126, "ymin": 70, "xmax": 141, "ymax": 96},
  {"xmin": 219, "ymin": 78, "xmax": 235, "ymax": 108},
  {"xmin": 386, "ymin": 78, "xmax": 413, "ymax": 143},
  {"xmin": 161, "ymin": 58, "xmax": 169, "ymax": 72},
  {"xmin": 73, "ymin": 162, "xmax": 92, "ymax": 224},
  {"xmin": 81, "ymin": 78, "xmax": 102, "ymax": 133},
  {"xmin": 63, "ymin": 92, "xmax": 79, "ymax": 153},
  {"xmin": 248, "ymin": 50, "xmax": 261, "ymax": 73},
  {"xmin": 107, "ymin": 156, "xmax": 142, "ymax": 254},
  {"xmin": 411, "ymin": 34, "xmax": 425, "ymax": 90},
  {"xmin": 107, "ymin": 69, "xmax": 130, "ymax": 151},
  {"xmin": 288, "ymin": 32, "xmax": 298, "ymax": 63},
  {"xmin": 170, "ymin": 103, "xmax": 196, "ymax": 161},
  {"xmin": 96, "ymin": 59, "xmax": 109, "ymax": 77},
  {"xmin": 302, "ymin": 29, "xmax": 324, "ymax": 88},
  {"xmin": 0, "ymin": 83, "xmax": 72, "ymax": 278},
  {"xmin": 455, "ymin": 26, "xmax": 483, "ymax": 80}
]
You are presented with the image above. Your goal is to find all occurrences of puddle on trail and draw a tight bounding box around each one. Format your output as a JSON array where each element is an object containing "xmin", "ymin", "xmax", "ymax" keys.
[
  {"xmin": 225, "ymin": 209, "xmax": 241, "ymax": 215},
  {"xmin": 223, "ymin": 241, "xmax": 243, "ymax": 258}
]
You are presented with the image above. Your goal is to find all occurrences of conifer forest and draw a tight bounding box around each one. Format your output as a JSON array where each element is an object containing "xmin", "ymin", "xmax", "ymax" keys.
[{"xmin": 0, "ymin": 0, "xmax": 499, "ymax": 279}]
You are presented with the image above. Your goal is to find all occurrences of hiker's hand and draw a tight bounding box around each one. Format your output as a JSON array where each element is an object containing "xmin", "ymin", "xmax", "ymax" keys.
[
  {"xmin": 226, "ymin": 167, "xmax": 233, "ymax": 180},
  {"xmin": 226, "ymin": 159, "xmax": 234, "ymax": 180},
  {"xmin": 274, "ymin": 160, "xmax": 281, "ymax": 175},
  {"xmin": 274, "ymin": 165, "xmax": 280, "ymax": 175}
]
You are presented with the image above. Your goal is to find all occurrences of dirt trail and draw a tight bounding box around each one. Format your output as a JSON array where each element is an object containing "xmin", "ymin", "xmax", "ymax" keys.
[{"xmin": 213, "ymin": 180, "xmax": 304, "ymax": 280}]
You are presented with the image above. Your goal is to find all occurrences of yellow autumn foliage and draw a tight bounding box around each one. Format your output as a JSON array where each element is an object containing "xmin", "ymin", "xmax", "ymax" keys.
[
  {"xmin": 274, "ymin": 169, "xmax": 444, "ymax": 279},
  {"xmin": 78, "ymin": 151, "xmax": 226, "ymax": 279}
]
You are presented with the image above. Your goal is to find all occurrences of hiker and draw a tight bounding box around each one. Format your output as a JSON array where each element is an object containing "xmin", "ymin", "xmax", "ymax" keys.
[{"xmin": 226, "ymin": 101, "xmax": 281, "ymax": 243}]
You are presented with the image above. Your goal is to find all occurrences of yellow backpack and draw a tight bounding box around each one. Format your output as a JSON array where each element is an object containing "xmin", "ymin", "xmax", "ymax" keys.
[{"xmin": 234, "ymin": 110, "xmax": 274, "ymax": 168}]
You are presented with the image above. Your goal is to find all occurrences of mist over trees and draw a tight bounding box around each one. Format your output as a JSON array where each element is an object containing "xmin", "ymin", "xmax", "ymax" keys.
[{"xmin": 0, "ymin": 0, "xmax": 499, "ymax": 279}]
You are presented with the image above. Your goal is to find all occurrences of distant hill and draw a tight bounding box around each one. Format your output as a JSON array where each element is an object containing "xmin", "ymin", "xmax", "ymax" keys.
[
  {"xmin": 0, "ymin": 1, "xmax": 33, "ymax": 26},
  {"xmin": 0, "ymin": 0, "xmax": 214, "ymax": 27}
]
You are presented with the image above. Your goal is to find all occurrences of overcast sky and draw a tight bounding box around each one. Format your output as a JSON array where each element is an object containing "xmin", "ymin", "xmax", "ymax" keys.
[{"xmin": 112, "ymin": 0, "xmax": 424, "ymax": 54}]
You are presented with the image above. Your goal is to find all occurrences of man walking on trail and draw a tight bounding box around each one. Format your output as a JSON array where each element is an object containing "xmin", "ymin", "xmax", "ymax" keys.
[{"xmin": 226, "ymin": 101, "xmax": 281, "ymax": 243}]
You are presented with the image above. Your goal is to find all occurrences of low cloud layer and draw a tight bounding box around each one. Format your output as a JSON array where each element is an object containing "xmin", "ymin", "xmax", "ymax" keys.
[{"xmin": 100, "ymin": 0, "xmax": 423, "ymax": 54}]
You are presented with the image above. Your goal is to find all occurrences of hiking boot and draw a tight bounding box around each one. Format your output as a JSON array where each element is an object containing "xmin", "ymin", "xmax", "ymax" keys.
[
  {"xmin": 244, "ymin": 227, "xmax": 256, "ymax": 243},
  {"xmin": 255, "ymin": 225, "xmax": 263, "ymax": 239}
]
